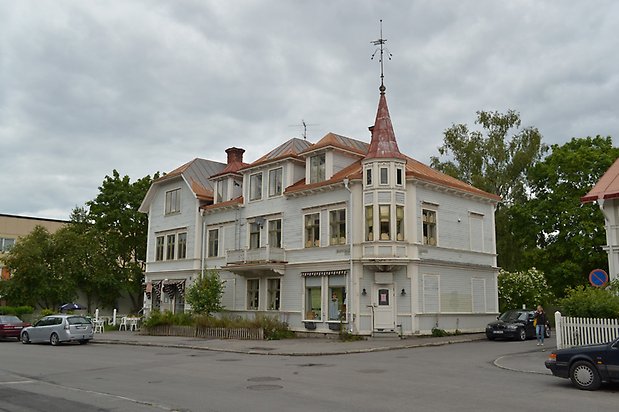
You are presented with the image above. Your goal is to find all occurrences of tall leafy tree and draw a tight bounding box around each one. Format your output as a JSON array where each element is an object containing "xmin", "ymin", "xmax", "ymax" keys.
[
  {"xmin": 430, "ymin": 110, "xmax": 547, "ymax": 206},
  {"xmin": 86, "ymin": 170, "xmax": 158, "ymax": 312},
  {"xmin": 430, "ymin": 110, "xmax": 548, "ymax": 269},
  {"xmin": 0, "ymin": 226, "xmax": 76, "ymax": 308},
  {"xmin": 524, "ymin": 136, "xmax": 618, "ymax": 296}
]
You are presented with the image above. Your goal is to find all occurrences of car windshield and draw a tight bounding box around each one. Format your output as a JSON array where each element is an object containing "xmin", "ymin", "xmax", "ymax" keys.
[
  {"xmin": 68, "ymin": 316, "xmax": 91, "ymax": 325},
  {"xmin": 0, "ymin": 315, "xmax": 22, "ymax": 323},
  {"xmin": 499, "ymin": 311, "xmax": 527, "ymax": 322}
]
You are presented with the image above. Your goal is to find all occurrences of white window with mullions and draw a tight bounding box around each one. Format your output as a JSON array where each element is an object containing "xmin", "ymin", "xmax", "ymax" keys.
[
  {"xmin": 380, "ymin": 167, "xmax": 388, "ymax": 185},
  {"xmin": 304, "ymin": 213, "xmax": 320, "ymax": 248},
  {"xmin": 207, "ymin": 228, "xmax": 219, "ymax": 257},
  {"xmin": 268, "ymin": 219, "xmax": 282, "ymax": 248},
  {"xmin": 268, "ymin": 167, "xmax": 283, "ymax": 197},
  {"xmin": 422, "ymin": 208, "xmax": 437, "ymax": 246},
  {"xmin": 165, "ymin": 188, "xmax": 181, "ymax": 215},
  {"xmin": 249, "ymin": 172, "xmax": 263, "ymax": 201},
  {"xmin": 267, "ymin": 278, "xmax": 281, "ymax": 310},
  {"xmin": 309, "ymin": 153, "xmax": 326, "ymax": 183},
  {"xmin": 247, "ymin": 279, "xmax": 260, "ymax": 310},
  {"xmin": 329, "ymin": 209, "xmax": 346, "ymax": 245}
]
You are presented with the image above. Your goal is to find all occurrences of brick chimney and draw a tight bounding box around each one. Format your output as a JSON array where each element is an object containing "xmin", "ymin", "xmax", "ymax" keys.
[{"xmin": 225, "ymin": 147, "xmax": 245, "ymax": 165}]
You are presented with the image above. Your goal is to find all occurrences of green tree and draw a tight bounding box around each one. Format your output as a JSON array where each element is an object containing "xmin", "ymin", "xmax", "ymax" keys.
[
  {"xmin": 430, "ymin": 110, "xmax": 547, "ymax": 269},
  {"xmin": 525, "ymin": 136, "xmax": 619, "ymax": 296},
  {"xmin": 186, "ymin": 270, "xmax": 225, "ymax": 315},
  {"xmin": 498, "ymin": 268, "xmax": 553, "ymax": 312},
  {"xmin": 0, "ymin": 226, "xmax": 76, "ymax": 308},
  {"xmin": 86, "ymin": 170, "xmax": 158, "ymax": 312},
  {"xmin": 431, "ymin": 110, "xmax": 547, "ymax": 206}
]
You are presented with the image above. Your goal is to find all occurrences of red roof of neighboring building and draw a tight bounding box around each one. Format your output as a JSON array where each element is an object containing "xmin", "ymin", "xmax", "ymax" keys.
[{"xmin": 582, "ymin": 157, "xmax": 619, "ymax": 202}]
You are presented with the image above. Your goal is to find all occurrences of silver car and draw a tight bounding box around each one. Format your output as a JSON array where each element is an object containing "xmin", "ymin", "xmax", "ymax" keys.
[{"xmin": 20, "ymin": 314, "xmax": 93, "ymax": 346}]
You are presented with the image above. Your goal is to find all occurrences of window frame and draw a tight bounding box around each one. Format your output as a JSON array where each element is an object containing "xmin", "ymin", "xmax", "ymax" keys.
[
  {"xmin": 379, "ymin": 204, "xmax": 391, "ymax": 240},
  {"xmin": 329, "ymin": 209, "xmax": 346, "ymax": 245},
  {"xmin": 247, "ymin": 279, "xmax": 260, "ymax": 310},
  {"xmin": 207, "ymin": 228, "xmax": 219, "ymax": 257},
  {"xmin": 395, "ymin": 205, "xmax": 404, "ymax": 241},
  {"xmin": 268, "ymin": 167, "xmax": 283, "ymax": 197},
  {"xmin": 365, "ymin": 205, "xmax": 374, "ymax": 241},
  {"xmin": 267, "ymin": 278, "xmax": 281, "ymax": 311},
  {"xmin": 380, "ymin": 167, "xmax": 389, "ymax": 185},
  {"xmin": 249, "ymin": 172, "xmax": 263, "ymax": 201},
  {"xmin": 166, "ymin": 234, "xmax": 176, "ymax": 260},
  {"xmin": 249, "ymin": 222, "xmax": 261, "ymax": 249},
  {"xmin": 366, "ymin": 168, "xmax": 373, "ymax": 186},
  {"xmin": 309, "ymin": 153, "xmax": 326, "ymax": 184},
  {"xmin": 304, "ymin": 276, "xmax": 322, "ymax": 321},
  {"xmin": 304, "ymin": 213, "xmax": 320, "ymax": 248},
  {"xmin": 165, "ymin": 188, "xmax": 181, "ymax": 215},
  {"xmin": 155, "ymin": 236, "xmax": 165, "ymax": 261},
  {"xmin": 396, "ymin": 167, "xmax": 403, "ymax": 186},
  {"xmin": 422, "ymin": 208, "xmax": 437, "ymax": 246},
  {"xmin": 177, "ymin": 232, "xmax": 187, "ymax": 259},
  {"xmin": 268, "ymin": 219, "xmax": 282, "ymax": 248}
]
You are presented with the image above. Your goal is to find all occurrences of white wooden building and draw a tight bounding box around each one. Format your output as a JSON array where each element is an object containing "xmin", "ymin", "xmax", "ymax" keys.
[{"xmin": 140, "ymin": 85, "xmax": 501, "ymax": 335}]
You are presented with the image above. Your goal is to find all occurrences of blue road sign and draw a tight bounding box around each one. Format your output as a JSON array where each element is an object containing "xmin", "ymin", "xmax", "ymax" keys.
[{"xmin": 589, "ymin": 269, "xmax": 609, "ymax": 287}]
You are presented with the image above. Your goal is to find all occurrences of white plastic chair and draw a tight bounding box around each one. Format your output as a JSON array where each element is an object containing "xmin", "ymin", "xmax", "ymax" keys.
[
  {"xmin": 93, "ymin": 320, "xmax": 104, "ymax": 334},
  {"xmin": 118, "ymin": 316, "xmax": 128, "ymax": 331}
]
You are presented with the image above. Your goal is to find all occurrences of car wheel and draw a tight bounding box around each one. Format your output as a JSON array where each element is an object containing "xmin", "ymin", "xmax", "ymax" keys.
[
  {"xmin": 517, "ymin": 328, "xmax": 526, "ymax": 341},
  {"xmin": 486, "ymin": 335, "xmax": 495, "ymax": 341},
  {"xmin": 79, "ymin": 339, "xmax": 89, "ymax": 345},
  {"xmin": 569, "ymin": 361, "xmax": 601, "ymax": 391},
  {"xmin": 50, "ymin": 333, "xmax": 60, "ymax": 346},
  {"xmin": 21, "ymin": 332, "xmax": 30, "ymax": 344}
]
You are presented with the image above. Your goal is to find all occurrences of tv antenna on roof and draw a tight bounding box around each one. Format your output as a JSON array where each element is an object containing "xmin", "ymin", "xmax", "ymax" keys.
[
  {"xmin": 370, "ymin": 19, "xmax": 392, "ymax": 94},
  {"xmin": 288, "ymin": 119, "xmax": 318, "ymax": 140}
]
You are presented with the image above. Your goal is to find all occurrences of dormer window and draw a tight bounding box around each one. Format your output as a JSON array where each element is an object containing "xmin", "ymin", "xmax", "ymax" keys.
[
  {"xmin": 269, "ymin": 168, "xmax": 283, "ymax": 197},
  {"xmin": 165, "ymin": 188, "xmax": 181, "ymax": 215},
  {"xmin": 249, "ymin": 172, "xmax": 263, "ymax": 201},
  {"xmin": 380, "ymin": 167, "xmax": 388, "ymax": 185},
  {"xmin": 309, "ymin": 154, "xmax": 326, "ymax": 184}
]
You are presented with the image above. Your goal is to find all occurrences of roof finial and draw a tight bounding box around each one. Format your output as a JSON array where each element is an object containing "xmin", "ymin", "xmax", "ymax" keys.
[{"xmin": 370, "ymin": 19, "xmax": 392, "ymax": 94}]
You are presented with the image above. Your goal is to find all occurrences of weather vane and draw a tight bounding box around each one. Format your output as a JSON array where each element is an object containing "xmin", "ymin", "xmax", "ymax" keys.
[{"xmin": 370, "ymin": 19, "xmax": 392, "ymax": 94}]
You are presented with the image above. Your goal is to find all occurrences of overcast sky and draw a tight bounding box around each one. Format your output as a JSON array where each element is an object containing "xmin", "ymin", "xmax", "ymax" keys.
[{"xmin": 1, "ymin": 1, "xmax": 618, "ymax": 220}]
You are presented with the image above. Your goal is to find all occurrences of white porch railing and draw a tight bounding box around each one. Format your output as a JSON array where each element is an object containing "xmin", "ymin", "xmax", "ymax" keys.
[
  {"xmin": 555, "ymin": 311, "xmax": 619, "ymax": 349},
  {"xmin": 226, "ymin": 246, "xmax": 286, "ymax": 264}
]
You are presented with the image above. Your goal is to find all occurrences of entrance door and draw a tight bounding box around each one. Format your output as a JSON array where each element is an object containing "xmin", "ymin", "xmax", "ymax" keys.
[{"xmin": 374, "ymin": 286, "xmax": 395, "ymax": 331}]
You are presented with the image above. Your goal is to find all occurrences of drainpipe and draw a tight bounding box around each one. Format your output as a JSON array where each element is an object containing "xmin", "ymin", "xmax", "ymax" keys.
[
  {"xmin": 343, "ymin": 177, "xmax": 354, "ymax": 333},
  {"xmin": 200, "ymin": 210, "xmax": 206, "ymax": 279}
]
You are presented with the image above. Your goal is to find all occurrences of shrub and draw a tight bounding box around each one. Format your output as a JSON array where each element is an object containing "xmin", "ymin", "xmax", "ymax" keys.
[
  {"xmin": 498, "ymin": 268, "xmax": 554, "ymax": 312},
  {"xmin": 558, "ymin": 284, "xmax": 619, "ymax": 318},
  {"xmin": 431, "ymin": 328, "xmax": 448, "ymax": 337},
  {"xmin": 143, "ymin": 310, "xmax": 194, "ymax": 327},
  {"xmin": 186, "ymin": 270, "xmax": 225, "ymax": 315},
  {"xmin": 0, "ymin": 305, "xmax": 34, "ymax": 316}
]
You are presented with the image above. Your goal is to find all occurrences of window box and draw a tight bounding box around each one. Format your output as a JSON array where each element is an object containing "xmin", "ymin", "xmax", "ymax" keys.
[{"xmin": 328, "ymin": 322, "xmax": 342, "ymax": 331}]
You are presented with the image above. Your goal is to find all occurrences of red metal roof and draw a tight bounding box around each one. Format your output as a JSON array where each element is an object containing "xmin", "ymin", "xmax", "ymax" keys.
[
  {"xmin": 365, "ymin": 92, "xmax": 406, "ymax": 160},
  {"xmin": 582, "ymin": 157, "xmax": 619, "ymax": 203}
]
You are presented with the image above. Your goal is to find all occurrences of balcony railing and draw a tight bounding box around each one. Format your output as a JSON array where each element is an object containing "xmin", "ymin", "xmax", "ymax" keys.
[{"xmin": 226, "ymin": 246, "xmax": 286, "ymax": 264}]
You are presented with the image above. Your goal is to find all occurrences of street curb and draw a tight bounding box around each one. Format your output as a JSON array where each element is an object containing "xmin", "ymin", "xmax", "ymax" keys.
[{"xmin": 91, "ymin": 335, "xmax": 487, "ymax": 356}]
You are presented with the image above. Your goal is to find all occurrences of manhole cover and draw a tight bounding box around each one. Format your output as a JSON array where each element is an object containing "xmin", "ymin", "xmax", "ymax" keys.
[
  {"xmin": 247, "ymin": 384, "xmax": 283, "ymax": 391},
  {"xmin": 247, "ymin": 377, "xmax": 281, "ymax": 382}
]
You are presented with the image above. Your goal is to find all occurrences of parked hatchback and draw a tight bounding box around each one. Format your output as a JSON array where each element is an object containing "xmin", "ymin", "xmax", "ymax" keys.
[
  {"xmin": 486, "ymin": 309, "xmax": 551, "ymax": 341},
  {"xmin": 20, "ymin": 314, "xmax": 93, "ymax": 346},
  {"xmin": 0, "ymin": 315, "xmax": 31, "ymax": 340}
]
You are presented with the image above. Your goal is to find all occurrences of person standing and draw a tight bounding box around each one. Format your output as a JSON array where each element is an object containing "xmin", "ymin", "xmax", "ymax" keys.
[{"xmin": 534, "ymin": 305, "xmax": 547, "ymax": 346}]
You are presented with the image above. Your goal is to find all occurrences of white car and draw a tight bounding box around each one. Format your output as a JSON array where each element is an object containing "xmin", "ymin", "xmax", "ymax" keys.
[{"xmin": 20, "ymin": 314, "xmax": 93, "ymax": 346}]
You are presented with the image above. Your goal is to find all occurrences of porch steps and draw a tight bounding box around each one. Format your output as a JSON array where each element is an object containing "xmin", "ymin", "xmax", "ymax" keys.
[{"xmin": 371, "ymin": 330, "xmax": 401, "ymax": 339}]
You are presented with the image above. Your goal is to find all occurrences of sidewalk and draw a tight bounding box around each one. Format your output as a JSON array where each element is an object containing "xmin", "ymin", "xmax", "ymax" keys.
[
  {"xmin": 92, "ymin": 330, "xmax": 487, "ymax": 356},
  {"xmin": 91, "ymin": 330, "xmax": 553, "ymax": 375}
]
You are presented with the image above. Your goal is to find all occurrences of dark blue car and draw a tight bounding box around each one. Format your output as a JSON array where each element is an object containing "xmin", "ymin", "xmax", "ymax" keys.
[{"xmin": 545, "ymin": 336, "xmax": 619, "ymax": 390}]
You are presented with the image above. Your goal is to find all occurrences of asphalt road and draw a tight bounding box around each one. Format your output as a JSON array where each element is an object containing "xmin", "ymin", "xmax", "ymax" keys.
[{"xmin": 0, "ymin": 337, "xmax": 617, "ymax": 412}]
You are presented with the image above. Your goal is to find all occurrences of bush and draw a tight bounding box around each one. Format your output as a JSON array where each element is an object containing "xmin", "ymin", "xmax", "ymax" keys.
[
  {"xmin": 431, "ymin": 328, "xmax": 448, "ymax": 337},
  {"xmin": 143, "ymin": 310, "xmax": 194, "ymax": 327},
  {"xmin": 558, "ymin": 283, "xmax": 619, "ymax": 318},
  {"xmin": 186, "ymin": 270, "xmax": 225, "ymax": 315},
  {"xmin": 0, "ymin": 305, "xmax": 34, "ymax": 316},
  {"xmin": 498, "ymin": 268, "xmax": 554, "ymax": 312}
]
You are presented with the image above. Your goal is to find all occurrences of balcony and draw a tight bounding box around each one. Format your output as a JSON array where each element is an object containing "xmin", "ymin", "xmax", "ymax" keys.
[{"xmin": 226, "ymin": 246, "xmax": 286, "ymax": 265}]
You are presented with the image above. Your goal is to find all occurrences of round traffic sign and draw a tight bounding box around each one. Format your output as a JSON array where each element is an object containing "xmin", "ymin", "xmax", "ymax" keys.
[{"xmin": 589, "ymin": 269, "xmax": 609, "ymax": 287}]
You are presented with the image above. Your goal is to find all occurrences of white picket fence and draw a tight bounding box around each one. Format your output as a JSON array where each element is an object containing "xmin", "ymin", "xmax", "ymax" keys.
[{"xmin": 555, "ymin": 311, "xmax": 619, "ymax": 349}]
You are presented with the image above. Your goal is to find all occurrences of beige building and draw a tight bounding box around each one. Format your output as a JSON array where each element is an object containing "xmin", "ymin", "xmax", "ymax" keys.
[{"xmin": 0, "ymin": 213, "xmax": 67, "ymax": 280}]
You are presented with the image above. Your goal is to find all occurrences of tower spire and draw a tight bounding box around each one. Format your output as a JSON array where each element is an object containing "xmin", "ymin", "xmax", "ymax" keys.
[{"xmin": 370, "ymin": 19, "xmax": 392, "ymax": 94}]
